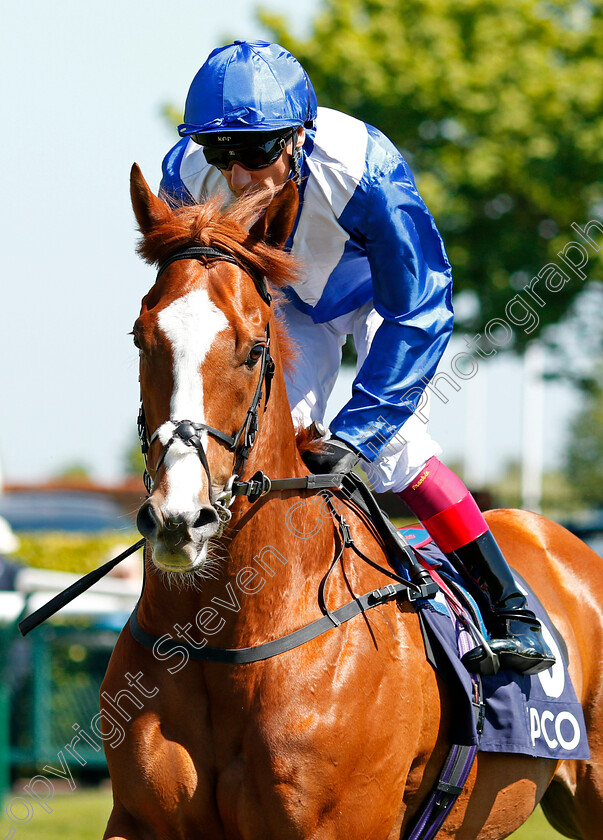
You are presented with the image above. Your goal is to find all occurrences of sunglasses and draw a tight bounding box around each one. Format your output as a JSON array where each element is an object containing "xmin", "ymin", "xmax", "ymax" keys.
[{"xmin": 193, "ymin": 133, "xmax": 290, "ymax": 171}]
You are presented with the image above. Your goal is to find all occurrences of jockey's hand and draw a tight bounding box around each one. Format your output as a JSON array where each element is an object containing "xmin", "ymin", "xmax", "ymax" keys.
[{"xmin": 302, "ymin": 436, "xmax": 359, "ymax": 475}]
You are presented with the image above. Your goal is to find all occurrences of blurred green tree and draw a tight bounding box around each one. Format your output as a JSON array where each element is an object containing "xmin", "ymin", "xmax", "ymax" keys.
[
  {"xmin": 489, "ymin": 458, "xmax": 579, "ymax": 514},
  {"xmin": 566, "ymin": 381, "xmax": 603, "ymax": 506},
  {"xmin": 53, "ymin": 463, "xmax": 93, "ymax": 483},
  {"xmin": 256, "ymin": 0, "xmax": 603, "ymax": 349}
]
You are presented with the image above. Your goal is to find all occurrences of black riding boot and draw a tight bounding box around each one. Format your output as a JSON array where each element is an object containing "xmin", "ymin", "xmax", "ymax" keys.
[{"xmin": 450, "ymin": 530, "xmax": 555, "ymax": 675}]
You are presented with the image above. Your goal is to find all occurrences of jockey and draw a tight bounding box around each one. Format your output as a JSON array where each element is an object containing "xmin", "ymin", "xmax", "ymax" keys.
[{"xmin": 160, "ymin": 40, "xmax": 554, "ymax": 676}]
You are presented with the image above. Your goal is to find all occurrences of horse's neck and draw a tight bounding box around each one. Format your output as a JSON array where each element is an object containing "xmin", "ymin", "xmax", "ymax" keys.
[
  {"xmin": 239, "ymin": 359, "xmax": 304, "ymax": 488},
  {"xmin": 140, "ymin": 347, "xmax": 335, "ymax": 639},
  {"xmin": 221, "ymin": 324, "xmax": 321, "ymax": 562}
]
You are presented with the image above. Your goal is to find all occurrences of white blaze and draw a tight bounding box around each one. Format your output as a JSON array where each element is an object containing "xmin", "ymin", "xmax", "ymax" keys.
[{"xmin": 156, "ymin": 288, "xmax": 228, "ymax": 517}]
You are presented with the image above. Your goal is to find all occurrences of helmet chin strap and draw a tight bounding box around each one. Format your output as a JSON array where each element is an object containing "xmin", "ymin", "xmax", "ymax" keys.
[{"xmin": 290, "ymin": 127, "xmax": 302, "ymax": 185}]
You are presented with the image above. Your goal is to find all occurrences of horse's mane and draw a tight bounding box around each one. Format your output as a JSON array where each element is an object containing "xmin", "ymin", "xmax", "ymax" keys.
[
  {"xmin": 295, "ymin": 424, "xmax": 328, "ymax": 458},
  {"xmin": 136, "ymin": 190, "xmax": 297, "ymax": 293}
]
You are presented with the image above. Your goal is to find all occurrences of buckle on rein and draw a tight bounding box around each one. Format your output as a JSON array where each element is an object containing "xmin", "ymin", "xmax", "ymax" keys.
[
  {"xmin": 368, "ymin": 583, "xmax": 399, "ymax": 604},
  {"xmin": 408, "ymin": 577, "xmax": 439, "ymax": 601},
  {"xmin": 214, "ymin": 475, "xmax": 238, "ymax": 534},
  {"xmin": 213, "ymin": 472, "xmax": 272, "ymax": 532},
  {"xmin": 243, "ymin": 470, "xmax": 272, "ymax": 503}
]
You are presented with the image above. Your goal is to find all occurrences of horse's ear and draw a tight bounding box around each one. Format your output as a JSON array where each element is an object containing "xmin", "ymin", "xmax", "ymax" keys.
[
  {"xmin": 130, "ymin": 163, "xmax": 171, "ymax": 233},
  {"xmin": 249, "ymin": 180, "xmax": 299, "ymax": 249}
]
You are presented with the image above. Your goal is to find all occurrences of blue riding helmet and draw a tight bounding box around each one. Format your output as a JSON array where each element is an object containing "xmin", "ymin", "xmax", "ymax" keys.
[{"xmin": 178, "ymin": 40, "xmax": 318, "ymax": 138}]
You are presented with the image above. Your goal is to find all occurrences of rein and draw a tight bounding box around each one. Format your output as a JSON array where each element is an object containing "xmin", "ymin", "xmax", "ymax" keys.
[
  {"xmin": 20, "ymin": 244, "xmax": 437, "ymax": 634},
  {"xmin": 128, "ymin": 478, "xmax": 439, "ymax": 663}
]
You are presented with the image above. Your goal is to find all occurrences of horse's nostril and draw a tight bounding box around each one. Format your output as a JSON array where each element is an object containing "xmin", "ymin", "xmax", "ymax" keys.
[
  {"xmin": 193, "ymin": 507, "xmax": 219, "ymax": 529},
  {"xmin": 136, "ymin": 501, "xmax": 160, "ymax": 538},
  {"xmin": 138, "ymin": 501, "xmax": 218, "ymax": 539}
]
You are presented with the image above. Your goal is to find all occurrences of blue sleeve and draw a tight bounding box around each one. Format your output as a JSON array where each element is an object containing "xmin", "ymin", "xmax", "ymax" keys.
[
  {"xmin": 329, "ymin": 144, "xmax": 454, "ymax": 460},
  {"xmin": 159, "ymin": 138, "xmax": 195, "ymax": 207}
]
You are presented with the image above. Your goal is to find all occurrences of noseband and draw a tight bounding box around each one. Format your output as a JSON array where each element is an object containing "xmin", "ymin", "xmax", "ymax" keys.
[{"xmin": 137, "ymin": 245, "xmax": 276, "ymax": 525}]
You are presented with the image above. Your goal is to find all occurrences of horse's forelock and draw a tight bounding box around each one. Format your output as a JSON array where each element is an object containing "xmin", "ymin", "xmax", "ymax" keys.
[{"xmin": 135, "ymin": 189, "xmax": 297, "ymax": 292}]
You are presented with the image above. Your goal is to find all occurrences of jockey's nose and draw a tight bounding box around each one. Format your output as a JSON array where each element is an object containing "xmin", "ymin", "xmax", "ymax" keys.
[
  {"xmin": 137, "ymin": 497, "xmax": 220, "ymax": 542},
  {"xmin": 228, "ymin": 162, "xmax": 254, "ymax": 190}
]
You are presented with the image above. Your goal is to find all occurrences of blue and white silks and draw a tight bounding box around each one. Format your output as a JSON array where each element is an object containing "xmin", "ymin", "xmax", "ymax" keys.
[{"xmin": 160, "ymin": 107, "xmax": 454, "ymax": 491}]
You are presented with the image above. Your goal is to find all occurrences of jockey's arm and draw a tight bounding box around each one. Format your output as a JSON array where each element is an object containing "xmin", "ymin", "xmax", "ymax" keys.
[{"xmin": 329, "ymin": 153, "xmax": 454, "ymax": 462}]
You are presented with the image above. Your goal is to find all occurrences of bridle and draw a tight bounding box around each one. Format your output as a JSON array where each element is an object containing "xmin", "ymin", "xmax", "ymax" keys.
[
  {"xmin": 24, "ymin": 241, "xmax": 481, "ymax": 838},
  {"xmin": 137, "ymin": 245, "xmax": 276, "ymax": 528}
]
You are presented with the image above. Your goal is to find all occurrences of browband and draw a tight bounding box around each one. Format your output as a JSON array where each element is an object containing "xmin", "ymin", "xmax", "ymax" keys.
[{"xmin": 156, "ymin": 245, "xmax": 272, "ymax": 305}]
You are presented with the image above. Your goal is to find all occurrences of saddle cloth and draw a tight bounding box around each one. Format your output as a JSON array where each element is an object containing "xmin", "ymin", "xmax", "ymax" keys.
[{"xmin": 398, "ymin": 525, "xmax": 590, "ymax": 761}]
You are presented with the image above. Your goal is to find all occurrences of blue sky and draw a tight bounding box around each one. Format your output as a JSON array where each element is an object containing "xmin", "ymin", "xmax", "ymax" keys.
[{"xmin": 0, "ymin": 1, "xmax": 577, "ymax": 486}]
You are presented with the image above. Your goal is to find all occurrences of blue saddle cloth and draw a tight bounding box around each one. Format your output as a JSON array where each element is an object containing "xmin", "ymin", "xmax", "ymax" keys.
[{"xmin": 398, "ymin": 525, "xmax": 590, "ymax": 761}]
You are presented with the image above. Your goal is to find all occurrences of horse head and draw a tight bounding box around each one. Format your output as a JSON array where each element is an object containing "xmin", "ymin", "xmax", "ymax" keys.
[{"xmin": 129, "ymin": 164, "xmax": 298, "ymax": 575}]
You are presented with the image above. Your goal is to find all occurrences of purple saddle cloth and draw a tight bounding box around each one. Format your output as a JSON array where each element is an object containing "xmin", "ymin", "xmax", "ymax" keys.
[{"xmin": 398, "ymin": 525, "xmax": 590, "ymax": 761}]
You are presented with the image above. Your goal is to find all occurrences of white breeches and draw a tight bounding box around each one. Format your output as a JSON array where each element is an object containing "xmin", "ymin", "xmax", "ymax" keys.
[{"xmin": 281, "ymin": 299, "xmax": 442, "ymax": 493}]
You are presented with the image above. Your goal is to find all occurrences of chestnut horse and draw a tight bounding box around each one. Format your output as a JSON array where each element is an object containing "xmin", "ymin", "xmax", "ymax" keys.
[{"xmin": 101, "ymin": 164, "xmax": 603, "ymax": 840}]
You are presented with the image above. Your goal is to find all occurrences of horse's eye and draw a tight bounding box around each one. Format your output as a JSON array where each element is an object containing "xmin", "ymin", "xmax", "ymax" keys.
[
  {"xmin": 245, "ymin": 344, "xmax": 265, "ymax": 368},
  {"xmin": 130, "ymin": 331, "xmax": 141, "ymax": 350}
]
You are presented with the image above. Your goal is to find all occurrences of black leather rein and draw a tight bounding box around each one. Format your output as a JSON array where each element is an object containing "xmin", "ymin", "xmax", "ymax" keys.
[{"xmin": 19, "ymin": 244, "xmax": 437, "ymax": 648}]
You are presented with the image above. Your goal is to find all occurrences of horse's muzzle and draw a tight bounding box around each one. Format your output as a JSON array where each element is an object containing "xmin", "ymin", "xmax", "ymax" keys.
[{"xmin": 137, "ymin": 498, "xmax": 221, "ymax": 568}]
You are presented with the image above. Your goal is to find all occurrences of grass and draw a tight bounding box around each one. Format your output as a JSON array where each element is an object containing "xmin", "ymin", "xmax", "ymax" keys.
[
  {"xmin": 0, "ymin": 787, "xmax": 113, "ymax": 840},
  {"xmin": 510, "ymin": 806, "xmax": 567, "ymax": 839},
  {"xmin": 0, "ymin": 788, "xmax": 569, "ymax": 839}
]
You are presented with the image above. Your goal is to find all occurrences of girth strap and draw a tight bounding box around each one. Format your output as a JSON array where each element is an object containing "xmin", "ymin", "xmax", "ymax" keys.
[
  {"xmin": 128, "ymin": 582, "xmax": 409, "ymax": 664},
  {"xmin": 405, "ymin": 743, "xmax": 479, "ymax": 840}
]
